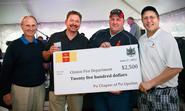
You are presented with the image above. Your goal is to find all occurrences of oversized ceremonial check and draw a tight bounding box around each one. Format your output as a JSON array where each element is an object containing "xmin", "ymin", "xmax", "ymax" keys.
[{"xmin": 53, "ymin": 44, "xmax": 141, "ymax": 95}]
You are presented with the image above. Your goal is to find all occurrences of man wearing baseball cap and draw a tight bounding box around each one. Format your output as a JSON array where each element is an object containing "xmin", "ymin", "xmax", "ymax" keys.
[{"xmin": 89, "ymin": 9, "xmax": 138, "ymax": 111}]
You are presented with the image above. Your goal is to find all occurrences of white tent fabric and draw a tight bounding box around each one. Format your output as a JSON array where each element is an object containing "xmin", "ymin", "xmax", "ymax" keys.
[
  {"xmin": 0, "ymin": 0, "xmax": 185, "ymax": 24},
  {"xmin": 0, "ymin": 0, "xmax": 185, "ymax": 52}
]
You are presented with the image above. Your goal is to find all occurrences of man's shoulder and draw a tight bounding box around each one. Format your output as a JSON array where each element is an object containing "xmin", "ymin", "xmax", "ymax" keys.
[
  {"xmin": 9, "ymin": 38, "xmax": 22, "ymax": 46},
  {"xmin": 121, "ymin": 30, "xmax": 138, "ymax": 44},
  {"xmin": 13, "ymin": 38, "xmax": 21, "ymax": 42},
  {"xmin": 97, "ymin": 28, "xmax": 108, "ymax": 33},
  {"xmin": 122, "ymin": 30, "xmax": 134, "ymax": 37},
  {"xmin": 5, "ymin": 38, "xmax": 22, "ymax": 53},
  {"xmin": 78, "ymin": 33, "xmax": 88, "ymax": 41},
  {"xmin": 48, "ymin": 31, "xmax": 65, "ymax": 41},
  {"xmin": 158, "ymin": 28, "xmax": 171, "ymax": 36},
  {"xmin": 138, "ymin": 34, "xmax": 146, "ymax": 42},
  {"xmin": 90, "ymin": 28, "xmax": 108, "ymax": 41},
  {"xmin": 50, "ymin": 31, "xmax": 64, "ymax": 38},
  {"xmin": 94, "ymin": 28, "xmax": 109, "ymax": 36},
  {"xmin": 156, "ymin": 28, "xmax": 173, "ymax": 41},
  {"xmin": 37, "ymin": 39, "xmax": 45, "ymax": 46}
]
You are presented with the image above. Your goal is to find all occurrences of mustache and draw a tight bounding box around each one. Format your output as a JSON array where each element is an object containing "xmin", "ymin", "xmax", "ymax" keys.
[{"xmin": 69, "ymin": 24, "xmax": 78, "ymax": 28}]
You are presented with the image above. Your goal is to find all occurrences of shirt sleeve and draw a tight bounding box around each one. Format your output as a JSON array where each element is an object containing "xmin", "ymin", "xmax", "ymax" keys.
[
  {"xmin": 0, "ymin": 43, "xmax": 15, "ymax": 95},
  {"xmin": 44, "ymin": 37, "xmax": 53, "ymax": 51},
  {"xmin": 162, "ymin": 34, "xmax": 183, "ymax": 68},
  {"xmin": 88, "ymin": 31, "xmax": 100, "ymax": 48}
]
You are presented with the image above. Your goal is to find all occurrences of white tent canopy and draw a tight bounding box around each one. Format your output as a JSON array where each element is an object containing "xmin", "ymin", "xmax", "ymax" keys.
[
  {"xmin": 0, "ymin": 0, "xmax": 185, "ymax": 52},
  {"xmin": 0, "ymin": 0, "xmax": 185, "ymax": 24}
]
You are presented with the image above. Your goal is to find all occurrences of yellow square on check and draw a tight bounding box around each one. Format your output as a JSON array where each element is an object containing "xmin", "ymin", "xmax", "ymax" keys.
[
  {"xmin": 55, "ymin": 53, "xmax": 62, "ymax": 63},
  {"xmin": 70, "ymin": 52, "xmax": 77, "ymax": 62}
]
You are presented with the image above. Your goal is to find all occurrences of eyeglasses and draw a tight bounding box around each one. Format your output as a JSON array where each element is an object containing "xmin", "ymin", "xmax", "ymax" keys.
[{"xmin": 143, "ymin": 16, "xmax": 158, "ymax": 21}]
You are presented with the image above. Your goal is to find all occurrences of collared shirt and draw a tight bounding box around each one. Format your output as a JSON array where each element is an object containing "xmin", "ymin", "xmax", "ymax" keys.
[
  {"xmin": 0, "ymin": 35, "xmax": 45, "ymax": 95},
  {"xmin": 109, "ymin": 29, "xmax": 123, "ymax": 38},
  {"xmin": 45, "ymin": 29, "xmax": 88, "ymax": 91},
  {"xmin": 20, "ymin": 35, "xmax": 38, "ymax": 45},
  {"xmin": 89, "ymin": 28, "xmax": 138, "ymax": 48},
  {"xmin": 139, "ymin": 28, "xmax": 183, "ymax": 88}
]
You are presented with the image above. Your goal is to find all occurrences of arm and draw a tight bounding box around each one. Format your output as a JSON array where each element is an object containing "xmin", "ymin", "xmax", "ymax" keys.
[
  {"xmin": 100, "ymin": 42, "xmax": 111, "ymax": 48},
  {"xmin": 42, "ymin": 50, "xmax": 52, "ymax": 61},
  {"xmin": 139, "ymin": 67, "xmax": 182, "ymax": 93},
  {"xmin": 0, "ymin": 44, "xmax": 15, "ymax": 105},
  {"xmin": 42, "ymin": 45, "xmax": 59, "ymax": 61},
  {"xmin": 140, "ymin": 33, "xmax": 183, "ymax": 93},
  {"xmin": 3, "ymin": 93, "xmax": 12, "ymax": 105}
]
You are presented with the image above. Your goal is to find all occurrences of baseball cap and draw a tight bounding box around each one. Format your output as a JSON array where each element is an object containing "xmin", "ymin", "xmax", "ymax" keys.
[{"xmin": 110, "ymin": 9, "xmax": 124, "ymax": 18}]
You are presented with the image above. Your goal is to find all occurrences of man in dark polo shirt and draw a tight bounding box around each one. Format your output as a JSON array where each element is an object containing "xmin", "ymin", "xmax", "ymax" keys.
[
  {"xmin": 0, "ymin": 16, "xmax": 46, "ymax": 111},
  {"xmin": 43, "ymin": 10, "xmax": 88, "ymax": 111},
  {"xmin": 89, "ymin": 9, "xmax": 138, "ymax": 111}
]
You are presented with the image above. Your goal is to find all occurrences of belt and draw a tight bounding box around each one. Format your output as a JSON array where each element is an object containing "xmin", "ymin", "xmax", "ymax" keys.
[{"xmin": 149, "ymin": 87, "xmax": 172, "ymax": 92}]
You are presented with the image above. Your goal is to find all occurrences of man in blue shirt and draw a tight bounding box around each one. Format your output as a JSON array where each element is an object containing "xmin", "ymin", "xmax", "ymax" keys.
[{"xmin": 0, "ymin": 16, "xmax": 45, "ymax": 111}]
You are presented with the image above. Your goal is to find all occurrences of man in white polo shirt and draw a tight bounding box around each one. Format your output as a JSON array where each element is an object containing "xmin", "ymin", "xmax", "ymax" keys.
[{"xmin": 138, "ymin": 6, "xmax": 183, "ymax": 111}]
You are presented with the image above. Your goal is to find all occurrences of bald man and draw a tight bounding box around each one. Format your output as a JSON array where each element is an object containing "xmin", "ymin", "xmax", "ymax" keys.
[{"xmin": 0, "ymin": 16, "xmax": 45, "ymax": 111}]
